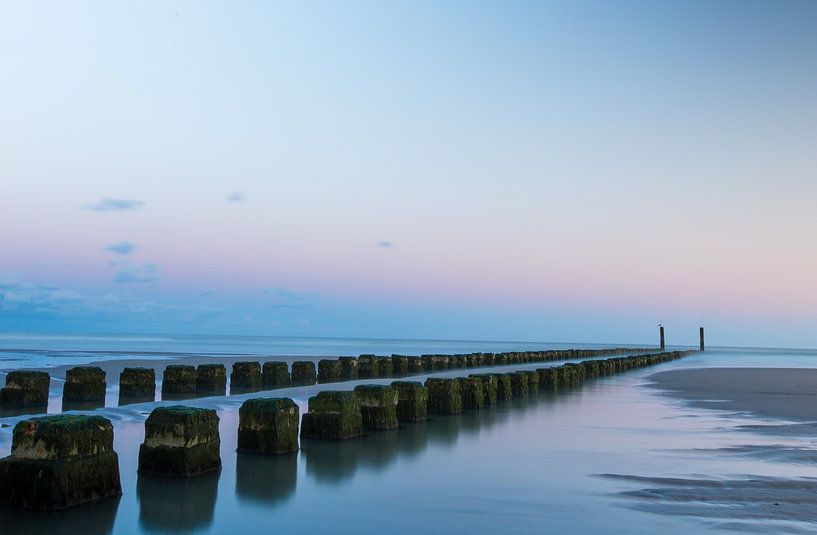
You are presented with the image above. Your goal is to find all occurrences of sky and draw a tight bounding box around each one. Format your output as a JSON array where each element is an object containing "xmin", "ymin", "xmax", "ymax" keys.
[{"xmin": 1, "ymin": 1, "xmax": 816, "ymax": 347}]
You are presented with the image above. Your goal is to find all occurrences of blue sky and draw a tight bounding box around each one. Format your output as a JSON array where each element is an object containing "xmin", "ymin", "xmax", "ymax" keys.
[{"xmin": 1, "ymin": 1, "xmax": 816, "ymax": 347}]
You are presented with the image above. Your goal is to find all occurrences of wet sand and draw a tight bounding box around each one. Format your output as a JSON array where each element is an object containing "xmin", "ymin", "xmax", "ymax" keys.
[{"xmin": 648, "ymin": 367, "xmax": 817, "ymax": 422}]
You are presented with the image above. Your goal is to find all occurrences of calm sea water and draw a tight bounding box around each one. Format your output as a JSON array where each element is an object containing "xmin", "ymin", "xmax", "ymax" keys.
[{"xmin": 1, "ymin": 334, "xmax": 817, "ymax": 534}]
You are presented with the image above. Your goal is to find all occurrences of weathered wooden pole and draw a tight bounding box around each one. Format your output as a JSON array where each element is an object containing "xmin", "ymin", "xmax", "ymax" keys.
[
  {"xmin": 659, "ymin": 324, "xmax": 665, "ymax": 351},
  {"xmin": 699, "ymin": 327, "xmax": 705, "ymax": 351}
]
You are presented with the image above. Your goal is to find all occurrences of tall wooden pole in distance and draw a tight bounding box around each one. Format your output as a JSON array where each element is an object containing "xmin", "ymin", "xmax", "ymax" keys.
[
  {"xmin": 659, "ymin": 324, "xmax": 665, "ymax": 352},
  {"xmin": 699, "ymin": 327, "xmax": 705, "ymax": 351}
]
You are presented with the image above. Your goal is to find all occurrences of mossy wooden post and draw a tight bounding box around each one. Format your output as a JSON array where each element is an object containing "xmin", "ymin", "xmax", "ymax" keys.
[
  {"xmin": 374, "ymin": 357, "xmax": 394, "ymax": 377},
  {"xmin": 63, "ymin": 366, "xmax": 106, "ymax": 404},
  {"xmin": 458, "ymin": 377, "xmax": 484, "ymax": 410},
  {"xmin": 196, "ymin": 364, "xmax": 226, "ymax": 396},
  {"xmin": 354, "ymin": 385, "xmax": 398, "ymax": 430},
  {"xmin": 0, "ymin": 371, "xmax": 50, "ymax": 409},
  {"xmin": 493, "ymin": 374, "xmax": 512, "ymax": 401},
  {"xmin": 390, "ymin": 355, "xmax": 409, "ymax": 376},
  {"xmin": 520, "ymin": 370, "xmax": 539, "ymax": 393},
  {"xmin": 231, "ymin": 362, "xmax": 262, "ymax": 393},
  {"xmin": 317, "ymin": 359, "xmax": 342, "ymax": 383},
  {"xmin": 469, "ymin": 374, "xmax": 497, "ymax": 404},
  {"xmin": 536, "ymin": 368, "xmax": 558, "ymax": 391},
  {"xmin": 406, "ymin": 357, "xmax": 424, "ymax": 374},
  {"xmin": 425, "ymin": 378, "xmax": 462, "ymax": 415},
  {"xmin": 237, "ymin": 398, "xmax": 299, "ymax": 454},
  {"xmin": 138, "ymin": 406, "xmax": 221, "ymax": 477},
  {"xmin": 119, "ymin": 367, "xmax": 155, "ymax": 404},
  {"xmin": 391, "ymin": 381, "xmax": 428, "ymax": 422},
  {"xmin": 420, "ymin": 355, "xmax": 436, "ymax": 372},
  {"xmin": 291, "ymin": 361, "xmax": 317, "ymax": 386},
  {"xmin": 0, "ymin": 415, "xmax": 122, "ymax": 509},
  {"xmin": 509, "ymin": 372, "xmax": 529, "ymax": 397},
  {"xmin": 357, "ymin": 355, "xmax": 379, "ymax": 378},
  {"xmin": 300, "ymin": 391, "xmax": 362, "ymax": 440},
  {"xmin": 338, "ymin": 357, "xmax": 359, "ymax": 380},
  {"xmin": 494, "ymin": 354, "xmax": 508, "ymax": 366},
  {"xmin": 262, "ymin": 362, "xmax": 291, "ymax": 389},
  {"xmin": 162, "ymin": 365, "xmax": 196, "ymax": 399}
]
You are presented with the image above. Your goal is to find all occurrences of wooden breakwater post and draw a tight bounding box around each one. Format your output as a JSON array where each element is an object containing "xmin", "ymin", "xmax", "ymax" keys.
[
  {"xmin": 162, "ymin": 365, "xmax": 196, "ymax": 400},
  {"xmin": 196, "ymin": 364, "xmax": 227, "ymax": 396},
  {"xmin": 300, "ymin": 391, "xmax": 363, "ymax": 440},
  {"xmin": 0, "ymin": 415, "xmax": 122, "ymax": 509},
  {"xmin": 63, "ymin": 366, "xmax": 106, "ymax": 410},
  {"xmin": 317, "ymin": 359, "xmax": 342, "ymax": 383},
  {"xmin": 0, "ymin": 371, "xmax": 50, "ymax": 410},
  {"xmin": 659, "ymin": 324, "xmax": 665, "ymax": 351},
  {"xmin": 237, "ymin": 398, "xmax": 299, "ymax": 454},
  {"xmin": 391, "ymin": 381, "xmax": 428, "ymax": 422},
  {"xmin": 354, "ymin": 385, "xmax": 399, "ymax": 430},
  {"xmin": 138, "ymin": 406, "xmax": 221, "ymax": 477},
  {"xmin": 338, "ymin": 357, "xmax": 359, "ymax": 380},
  {"xmin": 262, "ymin": 362, "xmax": 291, "ymax": 389},
  {"xmin": 700, "ymin": 327, "xmax": 705, "ymax": 351},
  {"xmin": 291, "ymin": 361, "xmax": 317, "ymax": 386},
  {"xmin": 469, "ymin": 374, "xmax": 498, "ymax": 404},
  {"xmin": 119, "ymin": 367, "xmax": 155, "ymax": 404},
  {"xmin": 458, "ymin": 377, "xmax": 484, "ymax": 410},
  {"xmin": 231, "ymin": 362, "xmax": 262, "ymax": 394},
  {"xmin": 425, "ymin": 378, "xmax": 462, "ymax": 415}
]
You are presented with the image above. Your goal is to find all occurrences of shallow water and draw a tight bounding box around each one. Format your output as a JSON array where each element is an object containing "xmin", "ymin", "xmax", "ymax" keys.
[{"xmin": 2, "ymin": 338, "xmax": 817, "ymax": 533}]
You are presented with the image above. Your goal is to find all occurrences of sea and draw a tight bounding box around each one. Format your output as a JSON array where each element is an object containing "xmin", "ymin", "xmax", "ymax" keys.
[{"xmin": 1, "ymin": 332, "xmax": 817, "ymax": 534}]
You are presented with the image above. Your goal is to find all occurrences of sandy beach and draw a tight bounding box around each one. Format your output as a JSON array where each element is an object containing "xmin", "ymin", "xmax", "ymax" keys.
[{"xmin": 649, "ymin": 367, "xmax": 817, "ymax": 422}]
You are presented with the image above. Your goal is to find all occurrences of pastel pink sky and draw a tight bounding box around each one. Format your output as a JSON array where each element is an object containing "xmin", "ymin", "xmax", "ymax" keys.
[{"xmin": 1, "ymin": 1, "xmax": 816, "ymax": 347}]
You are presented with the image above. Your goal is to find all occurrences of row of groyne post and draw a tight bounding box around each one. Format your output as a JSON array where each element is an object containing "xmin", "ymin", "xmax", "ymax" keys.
[
  {"xmin": 0, "ymin": 348, "xmax": 696, "ymax": 510},
  {"xmin": 0, "ymin": 346, "xmax": 656, "ymax": 413}
]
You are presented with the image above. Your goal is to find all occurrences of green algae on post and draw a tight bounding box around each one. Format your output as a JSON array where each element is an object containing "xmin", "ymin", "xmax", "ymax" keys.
[
  {"xmin": 300, "ymin": 391, "xmax": 362, "ymax": 440},
  {"xmin": 509, "ymin": 372, "xmax": 529, "ymax": 397},
  {"xmin": 426, "ymin": 378, "xmax": 462, "ymax": 415},
  {"xmin": 231, "ymin": 362, "xmax": 262, "ymax": 392},
  {"xmin": 354, "ymin": 385, "xmax": 398, "ymax": 430},
  {"xmin": 391, "ymin": 381, "xmax": 428, "ymax": 422},
  {"xmin": 262, "ymin": 362, "xmax": 291, "ymax": 389},
  {"xmin": 162, "ymin": 365, "xmax": 197, "ymax": 398},
  {"xmin": 63, "ymin": 366, "xmax": 106, "ymax": 403},
  {"xmin": 469, "ymin": 374, "xmax": 497, "ymax": 404},
  {"xmin": 119, "ymin": 367, "xmax": 155, "ymax": 400},
  {"xmin": 291, "ymin": 361, "xmax": 317, "ymax": 386},
  {"xmin": 458, "ymin": 377, "xmax": 484, "ymax": 410},
  {"xmin": 138, "ymin": 406, "xmax": 221, "ymax": 477},
  {"xmin": 317, "ymin": 359, "xmax": 343, "ymax": 383},
  {"xmin": 0, "ymin": 371, "xmax": 50, "ymax": 409},
  {"xmin": 237, "ymin": 398, "xmax": 299, "ymax": 454},
  {"xmin": 0, "ymin": 414, "xmax": 121, "ymax": 509},
  {"xmin": 338, "ymin": 357, "xmax": 359, "ymax": 380},
  {"xmin": 195, "ymin": 364, "xmax": 227, "ymax": 396}
]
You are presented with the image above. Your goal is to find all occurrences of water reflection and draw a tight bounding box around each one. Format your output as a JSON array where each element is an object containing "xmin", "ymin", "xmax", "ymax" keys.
[
  {"xmin": 160, "ymin": 392, "xmax": 197, "ymax": 402},
  {"xmin": 62, "ymin": 400, "xmax": 105, "ymax": 412},
  {"xmin": 235, "ymin": 453, "xmax": 297, "ymax": 506},
  {"xmin": 0, "ymin": 406, "xmax": 47, "ymax": 418},
  {"xmin": 118, "ymin": 394, "xmax": 155, "ymax": 407},
  {"xmin": 0, "ymin": 496, "xmax": 120, "ymax": 535},
  {"xmin": 137, "ymin": 472, "xmax": 219, "ymax": 533},
  {"xmin": 300, "ymin": 397, "xmax": 547, "ymax": 486}
]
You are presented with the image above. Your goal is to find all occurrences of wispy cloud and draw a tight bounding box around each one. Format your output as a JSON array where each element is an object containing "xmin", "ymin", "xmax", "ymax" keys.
[
  {"xmin": 113, "ymin": 263, "xmax": 159, "ymax": 284},
  {"xmin": 226, "ymin": 191, "xmax": 245, "ymax": 203},
  {"xmin": 375, "ymin": 241, "xmax": 396, "ymax": 248},
  {"xmin": 198, "ymin": 289, "xmax": 215, "ymax": 298},
  {"xmin": 260, "ymin": 288, "xmax": 318, "ymax": 308},
  {"xmin": 83, "ymin": 198, "xmax": 145, "ymax": 212},
  {"xmin": 0, "ymin": 273, "xmax": 219, "ymax": 320},
  {"xmin": 104, "ymin": 241, "xmax": 136, "ymax": 256}
]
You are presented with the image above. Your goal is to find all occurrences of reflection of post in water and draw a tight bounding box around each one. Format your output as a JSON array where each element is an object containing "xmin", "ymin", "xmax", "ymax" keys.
[
  {"xmin": 62, "ymin": 399, "xmax": 105, "ymax": 412},
  {"xmin": 0, "ymin": 496, "xmax": 120, "ymax": 535},
  {"xmin": 0, "ymin": 406, "xmax": 47, "ymax": 418},
  {"xmin": 235, "ymin": 453, "xmax": 297, "ymax": 506},
  {"xmin": 302, "ymin": 421, "xmax": 435, "ymax": 485},
  {"xmin": 137, "ymin": 472, "xmax": 219, "ymax": 533}
]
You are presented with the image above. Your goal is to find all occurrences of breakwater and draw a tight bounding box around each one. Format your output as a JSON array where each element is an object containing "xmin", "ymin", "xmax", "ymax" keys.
[
  {"xmin": 0, "ymin": 346, "xmax": 656, "ymax": 414},
  {"xmin": 0, "ymin": 349, "xmax": 694, "ymax": 510}
]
